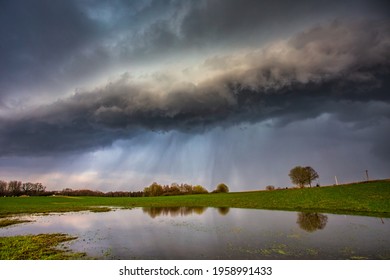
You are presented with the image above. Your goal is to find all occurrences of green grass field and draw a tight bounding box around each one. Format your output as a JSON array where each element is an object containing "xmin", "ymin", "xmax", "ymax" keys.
[
  {"xmin": 1, "ymin": 180, "xmax": 389, "ymax": 218},
  {"xmin": 1, "ymin": 180, "xmax": 389, "ymax": 259}
]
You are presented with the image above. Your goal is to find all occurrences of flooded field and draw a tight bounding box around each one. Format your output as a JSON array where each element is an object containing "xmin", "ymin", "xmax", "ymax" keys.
[{"xmin": 1, "ymin": 207, "xmax": 389, "ymax": 259}]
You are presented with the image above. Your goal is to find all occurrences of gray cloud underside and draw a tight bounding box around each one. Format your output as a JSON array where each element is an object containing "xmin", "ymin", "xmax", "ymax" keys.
[
  {"xmin": 0, "ymin": 20, "xmax": 389, "ymax": 156},
  {"xmin": 1, "ymin": 0, "xmax": 388, "ymax": 105}
]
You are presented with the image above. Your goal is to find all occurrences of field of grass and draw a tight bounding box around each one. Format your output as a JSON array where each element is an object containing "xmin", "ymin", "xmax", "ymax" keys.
[
  {"xmin": 1, "ymin": 180, "xmax": 389, "ymax": 218},
  {"xmin": 0, "ymin": 180, "xmax": 389, "ymax": 260}
]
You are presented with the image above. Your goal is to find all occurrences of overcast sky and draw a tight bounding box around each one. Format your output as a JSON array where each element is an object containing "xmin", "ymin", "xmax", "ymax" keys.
[{"xmin": 0, "ymin": 0, "xmax": 389, "ymax": 191}]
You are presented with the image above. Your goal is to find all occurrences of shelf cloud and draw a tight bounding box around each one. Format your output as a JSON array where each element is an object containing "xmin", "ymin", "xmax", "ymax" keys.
[{"xmin": 0, "ymin": 0, "xmax": 389, "ymax": 189}]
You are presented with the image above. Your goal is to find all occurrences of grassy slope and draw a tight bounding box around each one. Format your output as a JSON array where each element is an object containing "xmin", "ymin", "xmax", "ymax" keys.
[{"xmin": 0, "ymin": 180, "xmax": 389, "ymax": 217}]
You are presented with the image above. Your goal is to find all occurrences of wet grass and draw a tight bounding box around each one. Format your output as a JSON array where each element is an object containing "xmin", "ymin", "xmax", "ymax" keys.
[
  {"xmin": 88, "ymin": 207, "xmax": 112, "ymax": 213},
  {"xmin": 0, "ymin": 219, "xmax": 31, "ymax": 228},
  {"xmin": 0, "ymin": 180, "xmax": 389, "ymax": 218},
  {"xmin": 0, "ymin": 233, "xmax": 86, "ymax": 260}
]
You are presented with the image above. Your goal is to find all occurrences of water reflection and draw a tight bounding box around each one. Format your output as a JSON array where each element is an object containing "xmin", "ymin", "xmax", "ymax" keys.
[
  {"xmin": 217, "ymin": 207, "xmax": 230, "ymax": 216},
  {"xmin": 1, "ymin": 208, "xmax": 389, "ymax": 259},
  {"xmin": 142, "ymin": 207, "xmax": 207, "ymax": 218},
  {"xmin": 297, "ymin": 212, "xmax": 328, "ymax": 232},
  {"xmin": 142, "ymin": 207, "xmax": 231, "ymax": 218}
]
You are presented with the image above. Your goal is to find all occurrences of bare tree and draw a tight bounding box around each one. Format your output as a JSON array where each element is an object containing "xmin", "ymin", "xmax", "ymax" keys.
[
  {"xmin": 8, "ymin": 181, "xmax": 22, "ymax": 196},
  {"xmin": 0, "ymin": 180, "xmax": 7, "ymax": 196},
  {"xmin": 289, "ymin": 166, "xmax": 319, "ymax": 188},
  {"xmin": 305, "ymin": 166, "xmax": 319, "ymax": 187}
]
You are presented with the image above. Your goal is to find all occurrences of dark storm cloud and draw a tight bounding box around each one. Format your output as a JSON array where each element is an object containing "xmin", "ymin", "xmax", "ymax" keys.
[
  {"xmin": 179, "ymin": 0, "xmax": 379, "ymax": 44},
  {"xmin": 112, "ymin": 0, "xmax": 390, "ymax": 62},
  {"xmin": 0, "ymin": 1, "xmax": 102, "ymax": 95},
  {"xmin": 0, "ymin": 20, "xmax": 389, "ymax": 156},
  {"xmin": 0, "ymin": 0, "xmax": 184, "ymax": 105},
  {"xmin": 2, "ymin": 0, "xmax": 388, "ymax": 106}
]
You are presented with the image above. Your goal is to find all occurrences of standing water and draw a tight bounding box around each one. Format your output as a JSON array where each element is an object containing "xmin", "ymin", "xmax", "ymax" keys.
[{"xmin": 1, "ymin": 207, "xmax": 389, "ymax": 259}]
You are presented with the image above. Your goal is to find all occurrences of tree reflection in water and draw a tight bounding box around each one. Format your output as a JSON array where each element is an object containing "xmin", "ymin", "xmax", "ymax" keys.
[
  {"xmin": 143, "ymin": 207, "xmax": 207, "ymax": 218},
  {"xmin": 297, "ymin": 212, "xmax": 328, "ymax": 232},
  {"xmin": 142, "ymin": 207, "xmax": 231, "ymax": 218},
  {"xmin": 217, "ymin": 207, "xmax": 230, "ymax": 215}
]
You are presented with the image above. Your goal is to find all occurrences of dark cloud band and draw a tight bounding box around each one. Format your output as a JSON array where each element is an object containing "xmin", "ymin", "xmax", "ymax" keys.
[{"xmin": 0, "ymin": 20, "xmax": 389, "ymax": 156}]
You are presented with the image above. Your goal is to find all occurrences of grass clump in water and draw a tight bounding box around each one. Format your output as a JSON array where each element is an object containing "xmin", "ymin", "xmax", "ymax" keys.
[
  {"xmin": 0, "ymin": 233, "xmax": 86, "ymax": 260},
  {"xmin": 0, "ymin": 219, "xmax": 31, "ymax": 228},
  {"xmin": 89, "ymin": 207, "xmax": 112, "ymax": 213}
]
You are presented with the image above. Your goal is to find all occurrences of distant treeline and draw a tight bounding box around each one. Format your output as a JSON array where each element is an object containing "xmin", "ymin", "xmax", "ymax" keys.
[
  {"xmin": 0, "ymin": 180, "xmax": 143, "ymax": 197},
  {"xmin": 0, "ymin": 180, "xmax": 47, "ymax": 196},
  {"xmin": 143, "ymin": 182, "xmax": 229, "ymax": 196},
  {"xmin": 60, "ymin": 188, "xmax": 144, "ymax": 197},
  {"xmin": 0, "ymin": 180, "xmax": 229, "ymax": 197},
  {"xmin": 143, "ymin": 182, "xmax": 208, "ymax": 196}
]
